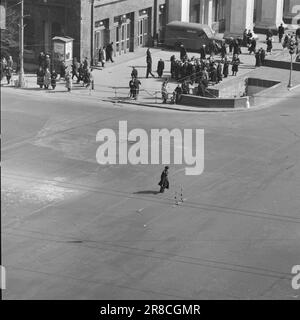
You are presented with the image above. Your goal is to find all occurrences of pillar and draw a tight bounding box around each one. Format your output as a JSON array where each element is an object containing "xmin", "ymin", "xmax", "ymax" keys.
[
  {"xmin": 199, "ymin": 0, "xmax": 205, "ymax": 24},
  {"xmin": 166, "ymin": 0, "xmax": 190, "ymax": 23},
  {"xmin": 181, "ymin": 0, "xmax": 190, "ymax": 22},
  {"xmin": 224, "ymin": 0, "xmax": 254, "ymax": 37},
  {"xmin": 255, "ymin": 0, "xmax": 284, "ymax": 31}
]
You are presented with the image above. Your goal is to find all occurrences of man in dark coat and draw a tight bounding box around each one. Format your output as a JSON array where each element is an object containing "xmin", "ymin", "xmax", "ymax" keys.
[
  {"xmin": 200, "ymin": 45, "xmax": 206, "ymax": 59},
  {"xmin": 260, "ymin": 48, "xmax": 266, "ymax": 65},
  {"xmin": 106, "ymin": 42, "xmax": 114, "ymax": 63},
  {"xmin": 174, "ymin": 84, "xmax": 182, "ymax": 104},
  {"xmin": 180, "ymin": 44, "xmax": 187, "ymax": 61},
  {"xmin": 158, "ymin": 166, "xmax": 169, "ymax": 193},
  {"xmin": 222, "ymin": 57, "xmax": 229, "ymax": 78},
  {"xmin": 248, "ymin": 38, "xmax": 256, "ymax": 54},
  {"xmin": 157, "ymin": 59, "xmax": 165, "ymax": 78},
  {"xmin": 131, "ymin": 67, "xmax": 138, "ymax": 79},
  {"xmin": 278, "ymin": 23, "xmax": 285, "ymax": 43},
  {"xmin": 146, "ymin": 60, "xmax": 155, "ymax": 78},
  {"xmin": 133, "ymin": 78, "xmax": 141, "ymax": 99},
  {"xmin": 255, "ymin": 50, "xmax": 262, "ymax": 67},
  {"xmin": 266, "ymin": 29, "xmax": 273, "ymax": 40}
]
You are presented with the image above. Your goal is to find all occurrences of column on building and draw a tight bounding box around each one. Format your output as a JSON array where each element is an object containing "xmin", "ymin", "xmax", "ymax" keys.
[
  {"xmin": 224, "ymin": 0, "xmax": 254, "ymax": 37},
  {"xmin": 204, "ymin": 0, "xmax": 213, "ymax": 27},
  {"xmin": 181, "ymin": 0, "xmax": 190, "ymax": 22},
  {"xmin": 255, "ymin": 0, "xmax": 284, "ymax": 31}
]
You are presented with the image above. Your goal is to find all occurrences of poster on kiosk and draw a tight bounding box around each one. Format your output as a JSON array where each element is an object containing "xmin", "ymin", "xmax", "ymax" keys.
[{"xmin": 52, "ymin": 36, "xmax": 74, "ymax": 75}]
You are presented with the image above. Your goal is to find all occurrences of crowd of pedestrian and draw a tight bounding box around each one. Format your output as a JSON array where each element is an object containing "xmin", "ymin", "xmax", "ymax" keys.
[
  {"xmin": 1, "ymin": 55, "xmax": 14, "ymax": 85},
  {"xmin": 35, "ymin": 52, "xmax": 95, "ymax": 92}
]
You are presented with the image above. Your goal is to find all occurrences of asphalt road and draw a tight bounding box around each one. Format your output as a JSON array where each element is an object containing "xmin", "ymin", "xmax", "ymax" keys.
[{"xmin": 2, "ymin": 88, "xmax": 300, "ymax": 300}]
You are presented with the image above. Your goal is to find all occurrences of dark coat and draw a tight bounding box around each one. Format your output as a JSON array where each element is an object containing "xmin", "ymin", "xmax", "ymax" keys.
[
  {"xmin": 180, "ymin": 46, "xmax": 187, "ymax": 60},
  {"xmin": 158, "ymin": 170, "xmax": 169, "ymax": 189},
  {"xmin": 157, "ymin": 60, "xmax": 165, "ymax": 75},
  {"xmin": 131, "ymin": 68, "xmax": 138, "ymax": 79}
]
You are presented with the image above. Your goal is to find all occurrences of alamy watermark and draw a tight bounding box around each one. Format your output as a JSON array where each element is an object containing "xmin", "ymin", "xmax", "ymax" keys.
[
  {"xmin": 0, "ymin": 265, "xmax": 6, "ymax": 290},
  {"xmin": 96, "ymin": 121, "xmax": 204, "ymax": 176},
  {"xmin": 291, "ymin": 265, "xmax": 300, "ymax": 290}
]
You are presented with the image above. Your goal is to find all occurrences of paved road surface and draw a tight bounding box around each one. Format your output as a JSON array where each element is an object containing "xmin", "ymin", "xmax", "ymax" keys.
[{"xmin": 2, "ymin": 88, "xmax": 300, "ymax": 299}]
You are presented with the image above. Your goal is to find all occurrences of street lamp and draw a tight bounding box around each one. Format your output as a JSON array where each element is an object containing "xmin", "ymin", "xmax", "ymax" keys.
[
  {"xmin": 287, "ymin": 37, "xmax": 297, "ymax": 89},
  {"xmin": 18, "ymin": 0, "xmax": 25, "ymax": 88}
]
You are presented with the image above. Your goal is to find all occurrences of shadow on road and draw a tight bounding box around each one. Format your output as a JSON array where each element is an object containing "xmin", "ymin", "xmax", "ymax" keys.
[{"xmin": 133, "ymin": 190, "xmax": 160, "ymax": 195}]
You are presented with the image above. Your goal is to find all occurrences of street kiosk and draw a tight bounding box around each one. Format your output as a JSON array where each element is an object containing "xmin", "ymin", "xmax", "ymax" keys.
[{"xmin": 52, "ymin": 36, "xmax": 74, "ymax": 73}]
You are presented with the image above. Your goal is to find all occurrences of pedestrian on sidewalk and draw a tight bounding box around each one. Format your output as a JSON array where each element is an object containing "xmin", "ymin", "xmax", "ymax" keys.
[
  {"xmin": 233, "ymin": 39, "xmax": 241, "ymax": 56},
  {"xmin": 38, "ymin": 52, "xmax": 45, "ymax": 70},
  {"xmin": 36, "ymin": 66, "xmax": 45, "ymax": 88},
  {"xmin": 60, "ymin": 61, "xmax": 67, "ymax": 79},
  {"xmin": 222, "ymin": 56, "xmax": 230, "ymax": 78},
  {"xmin": 174, "ymin": 84, "xmax": 182, "ymax": 104},
  {"xmin": 260, "ymin": 48, "xmax": 266, "ymax": 65},
  {"xmin": 157, "ymin": 58, "xmax": 165, "ymax": 78},
  {"xmin": 85, "ymin": 68, "xmax": 94, "ymax": 90},
  {"xmin": 266, "ymin": 29, "xmax": 273, "ymax": 41},
  {"xmin": 200, "ymin": 45, "xmax": 206, "ymax": 60},
  {"xmin": 247, "ymin": 30, "xmax": 253, "ymax": 46},
  {"xmin": 161, "ymin": 78, "xmax": 169, "ymax": 104},
  {"xmin": 1, "ymin": 56, "xmax": 7, "ymax": 81},
  {"xmin": 170, "ymin": 55, "xmax": 176, "ymax": 78},
  {"xmin": 231, "ymin": 54, "xmax": 240, "ymax": 76},
  {"xmin": 65, "ymin": 70, "xmax": 72, "ymax": 92},
  {"xmin": 220, "ymin": 41, "xmax": 227, "ymax": 59},
  {"xmin": 266, "ymin": 37, "xmax": 273, "ymax": 54},
  {"xmin": 131, "ymin": 67, "xmax": 138, "ymax": 79},
  {"xmin": 216, "ymin": 62, "xmax": 223, "ymax": 84},
  {"xmin": 44, "ymin": 68, "xmax": 51, "ymax": 89},
  {"xmin": 106, "ymin": 42, "xmax": 114, "ymax": 63},
  {"xmin": 133, "ymin": 77, "xmax": 141, "ymax": 100},
  {"xmin": 5, "ymin": 64, "xmax": 13, "ymax": 85},
  {"xmin": 99, "ymin": 47, "xmax": 106, "ymax": 67},
  {"xmin": 255, "ymin": 50, "xmax": 262, "ymax": 67},
  {"xmin": 248, "ymin": 38, "xmax": 256, "ymax": 54},
  {"xmin": 146, "ymin": 60, "xmax": 155, "ymax": 78},
  {"xmin": 72, "ymin": 57, "xmax": 80, "ymax": 81},
  {"xmin": 51, "ymin": 70, "xmax": 58, "ymax": 90},
  {"xmin": 278, "ymin": 23, "xmax": 285, "ymax": 43},
  {"xmin": 129, "ymin": 77, "xmax": 135, "ymax": 99},
  {"xmin": 158, "ymin": 166, "xmax": 169, "ymax": 193},
  {"xmin": 180, "ymin": 44, "xmax": 188, "ymax": 61}
]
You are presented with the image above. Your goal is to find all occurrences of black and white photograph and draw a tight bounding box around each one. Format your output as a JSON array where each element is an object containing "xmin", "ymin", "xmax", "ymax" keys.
[{"xmin": 1, "ymin": 0, "xmax": 300, "ymax": 313}]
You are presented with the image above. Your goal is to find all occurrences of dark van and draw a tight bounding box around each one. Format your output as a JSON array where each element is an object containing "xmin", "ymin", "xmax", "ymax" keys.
[{"xmin": 165, "ymin": 21, "xmax": 223, "ymax": 51}]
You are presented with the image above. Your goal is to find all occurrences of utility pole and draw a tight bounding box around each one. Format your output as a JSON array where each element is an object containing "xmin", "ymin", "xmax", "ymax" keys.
[
  {"xmin": 18, "ymin": 0, "xmax": 25, "ymax": 88},
  {"xmin": 287, "ymin": 36, "xmax": 296, "ymax": 89}
]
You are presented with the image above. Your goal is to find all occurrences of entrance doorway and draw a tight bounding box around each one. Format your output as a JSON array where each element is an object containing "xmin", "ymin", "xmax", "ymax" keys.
[{"xmin": 138, "ymin": 16, "xmax": 149, "ymax": 47}]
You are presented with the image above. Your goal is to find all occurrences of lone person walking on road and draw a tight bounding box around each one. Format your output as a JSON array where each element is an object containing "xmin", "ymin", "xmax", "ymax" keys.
[{"xmin": 158, "ymin": 166, "xmax": 170, "ymax": 193}]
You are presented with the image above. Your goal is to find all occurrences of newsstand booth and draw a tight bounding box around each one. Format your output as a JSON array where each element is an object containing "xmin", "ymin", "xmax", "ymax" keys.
[{"xmin": 52, "ymin": 36, "xmax": 74, "ymax": 73}]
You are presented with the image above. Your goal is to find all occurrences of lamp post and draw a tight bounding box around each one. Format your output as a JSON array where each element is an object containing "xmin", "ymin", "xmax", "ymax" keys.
[
  {"xmin": 18, "ymin": 0, "xmax": 25, "ymax": 88},
  {"xmin": 287, "ymin": 52, "xmax": 293, "ymax": 89},
  {"xmin": 287, "ymin": 37, "xmax": 297, "ymax": 89}
]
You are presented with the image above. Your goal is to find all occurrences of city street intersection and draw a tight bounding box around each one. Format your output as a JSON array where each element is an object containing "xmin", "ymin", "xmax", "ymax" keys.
[{"xmin": 2, "ymin": 60, "xmax": 300, "ymax": 299}]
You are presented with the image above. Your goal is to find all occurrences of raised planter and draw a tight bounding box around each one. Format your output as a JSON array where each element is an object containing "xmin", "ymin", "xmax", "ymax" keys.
[
  {"xmin": 179, "ymin": 95, "xmax": 249, "ymax": 109},
  {"xmin": 264, "ymin": 59, "xmax": 300, "ymax": 71}
]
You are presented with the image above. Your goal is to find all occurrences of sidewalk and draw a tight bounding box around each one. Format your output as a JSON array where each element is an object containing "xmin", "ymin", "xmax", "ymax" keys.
[{"xmin": 2, "ymin": 35, "xmax": 299, "ymax": 112}]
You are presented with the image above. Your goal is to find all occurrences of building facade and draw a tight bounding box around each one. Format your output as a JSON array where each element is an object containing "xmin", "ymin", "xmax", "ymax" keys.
[
  {"xmin": 5, "ymin": 0, "xmax": 166, "ymax": 66},
  {"xmin": 167, "ymin": 0, "xmax": 300, "ymax": 36},
  {"xmin": 92, "ymin": 0, "xmax": 166, "ymax": 61}
]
